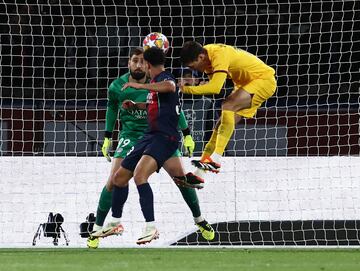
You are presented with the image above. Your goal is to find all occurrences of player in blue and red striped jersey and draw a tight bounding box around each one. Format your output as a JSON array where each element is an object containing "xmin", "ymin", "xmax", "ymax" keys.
[{"xmin": 92, "ymin": 47, "xmax": 213, "ymax": 244}]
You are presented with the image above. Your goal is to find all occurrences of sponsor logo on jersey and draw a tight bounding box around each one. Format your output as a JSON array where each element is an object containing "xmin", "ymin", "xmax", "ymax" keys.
[{"xmin": 129, "ymin": 109, "xmax": 147, "ymax": 119}]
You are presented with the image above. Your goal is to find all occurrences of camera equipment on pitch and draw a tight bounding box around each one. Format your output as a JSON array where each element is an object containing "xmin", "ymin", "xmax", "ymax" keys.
[
  {"xmin": 32, "ymin": 212, "xmax": 70, "ymax": 246},
  {"xmin": 79, "ymin": 213, "xmax": 96, "ymax": 238}
]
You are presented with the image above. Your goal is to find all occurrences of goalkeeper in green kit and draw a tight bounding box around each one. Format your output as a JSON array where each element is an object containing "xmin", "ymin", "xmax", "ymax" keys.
[{"xmin": 87, "ymin": 47, "xmax": 214, "ymax": 248}]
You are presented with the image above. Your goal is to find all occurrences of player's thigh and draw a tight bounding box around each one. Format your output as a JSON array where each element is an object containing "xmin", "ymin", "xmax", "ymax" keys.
[
  {"xmin": 108, "ymin": 135, "xmax": 140, "ymax": 189},
  {"xmin": 106, "ymin": 157, "xmax": 124, "ymax": 191},
  {"xmin": 110, "ymin": 157, "xmax": 124, "ymax": 176},
  {"xmin": 243, "ymin": 76, "xmax": 277, "ymax": 102},
  {"xmin": 133, "ymin": 155, "xmax": 158, "ymax": 185},
  {"xmin": 236, "ymin": 76, "xmax": 277, "ymax": 118},
  {"xmin": 114, "ymin": 134, "xmax": 141, "ymax": 159},
  {"xmin": 112, "ymin": 166, "xmax": 133, "ymax": 187},
  {"xmin": 121, "ymin": 134, "xmax": 151, "ymax": 173},
  {"xmin": 142, "ymin": 134, "xmax": 179, "ymax": 172},
  {"xmin": 222, "ymin": 88, "xmax": 252, "ymax": 112},
  {"xmin": 163, "ymin": 155, "xmax": 185, "ymax": 178}
]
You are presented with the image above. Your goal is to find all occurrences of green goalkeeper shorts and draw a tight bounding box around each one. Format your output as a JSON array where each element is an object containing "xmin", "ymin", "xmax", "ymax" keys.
[{"xmin": 114, "ymin": 134, "xmax": 181, "ymax": 159}]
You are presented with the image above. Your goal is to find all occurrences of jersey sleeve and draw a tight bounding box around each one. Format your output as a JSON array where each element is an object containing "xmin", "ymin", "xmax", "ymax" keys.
[
  {"xmin": 177, "ymin": 110, "xmax": 188, "ymax": 130},
  {"xmin": 181, "ymin": 46, "xmax": 229, "ymax": 95},
  {"xmin": 105, "ymin": 81, "xmax": 120, "ymax": 133},
  {"xmin": 181, "ymin": 72, "xmax": 227, "ymax": 95}
]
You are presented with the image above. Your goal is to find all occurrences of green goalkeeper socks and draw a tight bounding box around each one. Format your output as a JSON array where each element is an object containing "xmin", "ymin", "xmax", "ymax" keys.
[
  {"xmin": 95, "ymin": 184, "xmax": 201, "ymax": 226},
  {"xmin": 177, "ymin": 186, "xmax": 201, "ymax": 218},
  {"xmin": 95, "ymin": 186, "xmax": 113, "ymax": 227}
]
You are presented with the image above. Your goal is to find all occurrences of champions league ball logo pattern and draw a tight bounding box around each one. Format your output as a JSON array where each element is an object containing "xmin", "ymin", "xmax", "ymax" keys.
[{"xmin": 143, "ymin": 32, "xmax": 169, "ymax": 53}]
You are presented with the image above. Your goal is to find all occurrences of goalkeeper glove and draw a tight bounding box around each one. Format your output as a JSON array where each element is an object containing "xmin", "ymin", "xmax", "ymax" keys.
[
  {"xmin": 101, "ymin": 137, "xmax": 112, "ymax": 162},
  {"xmin": 183, "ymin": 135, "xmax": 195, "ymax": 157}
]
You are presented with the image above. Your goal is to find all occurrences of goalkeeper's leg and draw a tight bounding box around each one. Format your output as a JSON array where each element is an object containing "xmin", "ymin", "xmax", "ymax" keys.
[
  {"xmin": 93, "ymin": 166, "xmax": 133, "ymax": 239},
  {"xmin": 88, "ymin": 158, "xmax": 124, "ymax": 248},
  {"xmin": 163, "ymin": 157, "xmax": 215, "ymax": 241},
  {"xmin": 94, "ymin": 158, "xmax": 124, "ymax": 229}
]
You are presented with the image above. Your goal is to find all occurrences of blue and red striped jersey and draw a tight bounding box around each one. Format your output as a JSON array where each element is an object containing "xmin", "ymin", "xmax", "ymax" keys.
[{"xmin": 146, "ymin": 71, "xmax": 181, "ymax": 140}]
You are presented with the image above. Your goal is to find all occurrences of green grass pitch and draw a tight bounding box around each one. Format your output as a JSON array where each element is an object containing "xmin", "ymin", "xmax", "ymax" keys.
[{"xmin": 0, "ymin": 248, "xmax": 359, "ymax": 271}]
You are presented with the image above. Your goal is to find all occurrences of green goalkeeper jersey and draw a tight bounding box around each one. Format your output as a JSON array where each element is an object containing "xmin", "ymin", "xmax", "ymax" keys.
[
  {"xmin": 105, "ymin": 72, "xmax": 148, "ymax": 138},
  {"xmin": 105, "ymin": 72, "xmax": 189, "ymax": 139}
]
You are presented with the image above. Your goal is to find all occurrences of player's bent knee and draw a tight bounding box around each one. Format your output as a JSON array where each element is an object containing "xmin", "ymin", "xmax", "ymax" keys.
[
  {"xmin": 111, "ymin": 170, "xmax": 130, "ymax": 188},
  {"xmin": 163, "ymin": 158, "xmax": 185, "ymax": 178},
  {"xmin": 221, "ymin": 103, "xmax": 235, "ymax": 111},
  {"xmin": 222, "ymin": 98, "xmax": 239, "ymax": 111},
  {"xmin": 110, "ymin": 173, "xmax": 120, "ymax": 186},
  {"xmin": 105, "ymin": 178, "xmax": 114, "ymax": 192},
  {"xmin": 133, "ymin": 175, "xmax": 148, "ymax": 186}
]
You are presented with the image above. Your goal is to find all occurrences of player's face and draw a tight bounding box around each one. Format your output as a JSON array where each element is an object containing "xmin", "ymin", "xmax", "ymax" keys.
[
  {"xmin": 128, "ymin": 53, "xmax": 146, "ymax": 80},
  {"xmin": 186, "ymin": 54, "xmax": 207, "ymax": 72}
]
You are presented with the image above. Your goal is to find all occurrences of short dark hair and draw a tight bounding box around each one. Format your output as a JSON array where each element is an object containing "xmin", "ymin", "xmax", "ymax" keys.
[
  {"xmin": 143, "ymin": 47, "xmax": 166, "ymax": 66},
  {"xmin": 129, "ymin": 47, "xmax": 144, "ymax": 58},
  {"xmin": 180, "ymin": 41, "xmax": 205, "ymax": 65}
]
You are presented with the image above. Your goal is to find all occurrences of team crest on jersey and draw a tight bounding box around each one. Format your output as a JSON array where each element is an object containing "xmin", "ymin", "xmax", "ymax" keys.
[{"xmin": 147, "ymin": 92, "xmax": 155, "ymax": 104}]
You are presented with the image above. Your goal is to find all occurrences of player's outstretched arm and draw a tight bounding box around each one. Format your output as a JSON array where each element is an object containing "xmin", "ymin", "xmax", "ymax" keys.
[
  {"xmin": 180, "ymin": 72, "xmax": 227, "ymax": 95},
  {"xmin": 122, "ymin": 100, "xmax": 147, "ymax": 110},
  {"xmin": 122, "ymin": 80, "xmax": 176, "ymax": 93}
]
